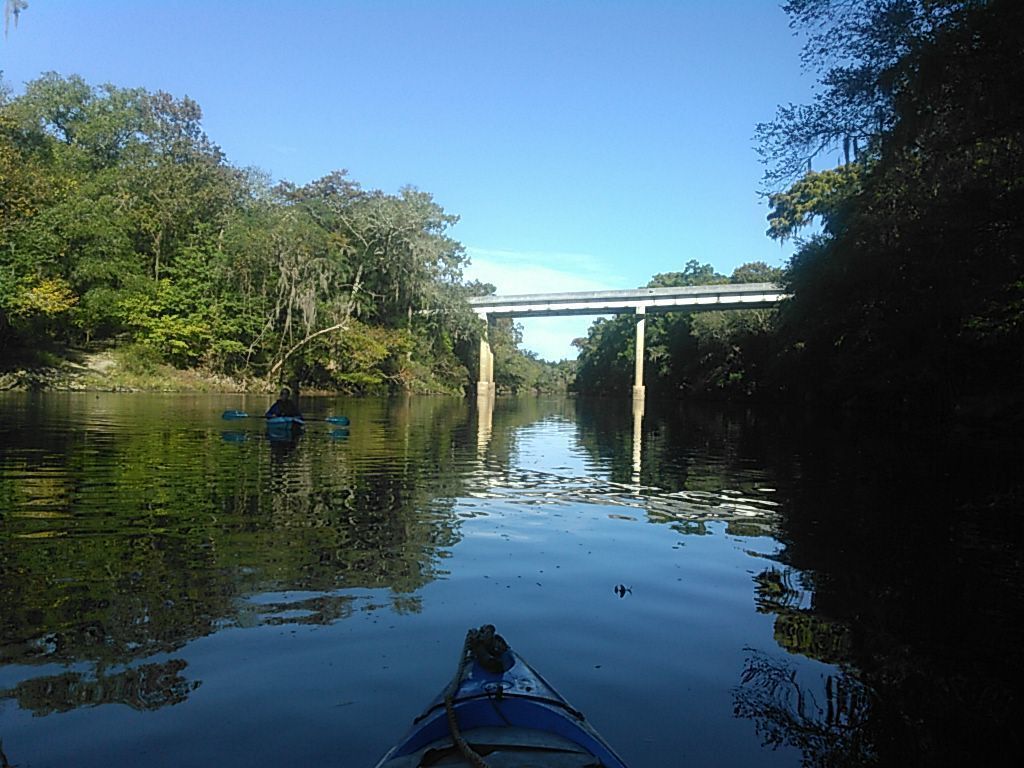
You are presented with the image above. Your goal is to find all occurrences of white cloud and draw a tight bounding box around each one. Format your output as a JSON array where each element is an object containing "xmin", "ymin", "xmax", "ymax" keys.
[
  {"xmin": 464, "ymin": 246, "xmax": 621, "ymax": 361},
  {"xmin": 464, "ymin": 247, "xmax": 623, "ymax": 295},
  {"xmin": 516, "ymin": 317, "xmax": 595, "ymax": 362}
]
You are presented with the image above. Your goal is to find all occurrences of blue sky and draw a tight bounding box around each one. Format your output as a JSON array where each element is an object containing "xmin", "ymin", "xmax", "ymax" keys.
[{"xmin": 2, "ymin": 1, "xmax": 815, "ymax": 360}]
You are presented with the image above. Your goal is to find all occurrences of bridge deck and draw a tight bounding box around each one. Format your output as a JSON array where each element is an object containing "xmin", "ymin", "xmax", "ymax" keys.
[{"xmin": 467, "ymin": 282, "xmax": 786, "ymax": 318}]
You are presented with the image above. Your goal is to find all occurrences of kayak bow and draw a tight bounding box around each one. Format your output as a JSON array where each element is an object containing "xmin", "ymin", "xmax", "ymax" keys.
[{"xmin": 375, "ymin": 624, "xmax": 629, "ymax": 768}]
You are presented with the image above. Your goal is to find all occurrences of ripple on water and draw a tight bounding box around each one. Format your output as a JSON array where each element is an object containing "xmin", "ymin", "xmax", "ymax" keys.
[{"xmin": 460, "ymin": 466, "xmax": 781, "ymax": 532}]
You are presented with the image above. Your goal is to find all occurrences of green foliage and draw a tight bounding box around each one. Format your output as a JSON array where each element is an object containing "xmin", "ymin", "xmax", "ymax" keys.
[
  {"xmin": 535, "ymin": 359, "xmax": 577, "ymax": 393},
  {"xmin": 275, "ymin": 172, "xmax": 467, "ymax": 327},
  {"xmin": 756, "ymin": 0, "xmax": 972, "ymax": 186},
  {"xmin": 490, "ymin": 319, "xmax": 532, "ymax": 393},
  {"xmin": 114, "ymin": 342, "xmax": 166, "ymax": 376},
  {"xmin": 573, "ymin": 261, "xmax": 781, "ymax": 398},
  {"xmin": 729, "ymin": 261, "xmax": 783, "ymax": 284},
  {"xmin": 117, "ymin": 281, "xmax": 213, "ymax": 367},
  {"xmin": 648, "ymin": 259, "xmax": 726, "ymax": 288},
  {"xmin": 764, "ymin": 0, "xmax": 1024, "ymax": 420},
  {"xmin": 573, "ymin": 316, "xmax": 638, "ymax": 394},
  {"xmin": 0, "ymin": 393, "xmax": 468, "ymax": 678},
  {"xmin": 687, "ymin": 308, "xmax": 777, "ymax": 397},
  {"xmin": 0, "ymin": 73, "xmax": 485, "ymax": 392},
  {"xmin": 302, "ymin": 319, "xmax": 411, "ymax": 393},
  {"xmin": 479, "ymin": 318, "xmax": 570, "ymax": 395},
  {"xmin": 766, "ymin": 165, "xmax": 862, "ymax": 241}
]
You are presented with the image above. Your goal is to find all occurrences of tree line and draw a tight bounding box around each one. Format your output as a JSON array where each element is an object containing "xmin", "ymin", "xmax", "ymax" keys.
[
  {"xmin": 575, "ymin": 0, "xmax": 1023, "ymax": 425},
  {"xmin": 0, "ymin": 72, "xmax": 490, "ymax": 393}
]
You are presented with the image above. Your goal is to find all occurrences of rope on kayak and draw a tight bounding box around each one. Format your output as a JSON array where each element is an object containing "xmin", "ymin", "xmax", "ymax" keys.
[{"xmin": 443, "ymin": 624, "xmax": 509, "ymax": 768}]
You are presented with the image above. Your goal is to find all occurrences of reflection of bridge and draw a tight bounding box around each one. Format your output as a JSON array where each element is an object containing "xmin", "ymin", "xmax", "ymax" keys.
[{"xmin": 468, "ymin": 282, "xmax": 786, "ymax": 399}]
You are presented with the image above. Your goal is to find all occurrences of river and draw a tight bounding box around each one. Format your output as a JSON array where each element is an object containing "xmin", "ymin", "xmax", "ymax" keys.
[{"xmin": 0, "ymin": 392, "xmax": 1020, "ymax": 766}]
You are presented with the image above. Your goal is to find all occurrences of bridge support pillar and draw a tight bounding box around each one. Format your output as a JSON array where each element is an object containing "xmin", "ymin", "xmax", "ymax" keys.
[
  {"xmin": 632, "ymin": 304, "xmax": 646, "ymax": 400},
  {"xmin": 477, "ymin": 335, "xmax": 495, "ymax": 397}
]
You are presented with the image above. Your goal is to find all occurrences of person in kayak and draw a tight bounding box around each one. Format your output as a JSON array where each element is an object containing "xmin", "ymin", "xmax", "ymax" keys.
[{"xmin": 265, "ymin": 387, "xmax": 302, "ymax": 418}]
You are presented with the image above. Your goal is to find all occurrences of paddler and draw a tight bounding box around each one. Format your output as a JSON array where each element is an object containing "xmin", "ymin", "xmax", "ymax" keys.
[{"xmin": 265, "ymin": 386, "xmax": 302, "ymax": 418}]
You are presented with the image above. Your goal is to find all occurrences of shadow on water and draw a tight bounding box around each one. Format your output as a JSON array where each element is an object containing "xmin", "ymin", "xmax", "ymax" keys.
[
  {"xmin": 744, "ymin": 417, "xmax": 1023, "ymax": 766},
  {"xmin": 770, "ymin": 423, "xmax": 1019, "ymax": 765}
]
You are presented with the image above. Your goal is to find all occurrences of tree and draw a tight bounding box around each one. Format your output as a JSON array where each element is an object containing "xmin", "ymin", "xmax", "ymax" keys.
[
  {"xmin": 277, "ymin": 173, "xmax": 467, "ymax": 324},
  {"xmin": 762, "ymin": 0, "xmax": 1024, "ymax": 418},
  {"xmin": 729, "ymin": 261, "xmax": 783, "ymax": 285},
  {"xmin": 572, "ymin": 261, "xmax": 784, "ymax": 398},
  {"xmin": 264, "ymin": 172, "xmax": 473, "ymax": 387},
  {"xmin": 648, "ymin": 259, "xmax": 725, "ymax": 288},
  {"xmin": 0, "ymin": 74, "xmax": 243, "ymax": 352},
  {"xmin": 574, "ymin": 262, "xmax": 716, "ymax": 395},
  {"xmin": 756, "ymin": 0, "xmax": 972, "ymax": 188},
  {"xmin": 572, "ymin": 316, "xmax": 635, "ymax": 395}
]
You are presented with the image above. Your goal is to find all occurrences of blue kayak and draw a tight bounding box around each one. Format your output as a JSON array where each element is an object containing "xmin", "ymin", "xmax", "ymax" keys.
[
  {"xmin": 375, "ymin": 625, "xmax": 629, "ymax": 768},
  {"xmin": 265, "ymin": 415, "xmax": 305, "ymax": 439}
]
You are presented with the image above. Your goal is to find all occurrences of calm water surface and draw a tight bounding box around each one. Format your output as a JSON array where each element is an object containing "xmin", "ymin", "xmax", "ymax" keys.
[{"xmin": 0, "ymin": 393, "xmax": 1020, "ymax": 767}]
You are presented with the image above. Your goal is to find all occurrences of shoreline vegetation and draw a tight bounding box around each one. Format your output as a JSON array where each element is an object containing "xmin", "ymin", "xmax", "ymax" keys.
[
  {"xmin": 0, "ymin": 342, "xmax": 561, "ymax": 396},
  {"xmin": 0, "ymin": 343, "xmax": 498, "ymax": 395},
  {"xmin": 0, "ymin": 347, "xmax": 272, "ymax": 393}
]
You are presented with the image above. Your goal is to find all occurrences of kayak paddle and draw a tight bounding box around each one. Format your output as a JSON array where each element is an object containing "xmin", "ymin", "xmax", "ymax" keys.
[{"xmin": 221, "ymin": 410, "xmax": 349, "ymax": 425}]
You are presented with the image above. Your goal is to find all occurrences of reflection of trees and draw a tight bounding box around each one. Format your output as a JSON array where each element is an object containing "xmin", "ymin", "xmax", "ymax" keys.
[
  {"xmin": 734, "ymin": 651, "xmax": 875, "ymax": 768},
  {"xmin": 742, "ymin": 563, "xmax": 873, "ymax": 766},
  {"xmin": 772, "ymin": 614, "xmax": 852, "ymax": 666},
  {"xmin": 236, "ymin": 592, "xmax": 422, "ymax": 627},
  {"xmin": 754, "ymin": 567, "xmax": 852, "ymax": 665},
  {"xmin": 0, "ymin": 393, "xmax": 478, "ymax": 715},
  {"xmin": 2, "ymin": 659, "xmax": 196, "ymax": 715},
  {"xmin": 762, "ymin": 424, "xmax": 1024, "ymax": 765},
  {"xmin": 572, "ymin": 398, "xmax": 778, "ymax": 495}
]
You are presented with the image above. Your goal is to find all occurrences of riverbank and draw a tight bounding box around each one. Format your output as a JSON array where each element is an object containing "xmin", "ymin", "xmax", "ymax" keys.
[
  {"xmin": 0, "ymin": 346, "xmax": 474, "ymax": 396},
  {"xmin": 0, "ymin": 347, "xmax": 268, "ymax": 394}
]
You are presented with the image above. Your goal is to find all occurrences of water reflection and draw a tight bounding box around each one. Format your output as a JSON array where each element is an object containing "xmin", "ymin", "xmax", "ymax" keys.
[
  {"xmin": 1, "ymin": 393, "xmax": 1018, "ymax": 767},
  {"xmin": 753, "ymin": 566, "xmax": 852, "ymax": 662},
  {"xmin": 2, "ymin": 659, "xmax": 196, "ymax": 715},
  {"xmin": 465, "ymin": 465, "xmax": 780, "ymax": 531},
  {"xmin": 1, "ymin": 394, "xmax": 798, "ymax": 748},
  {"xmin": 471, "ymin": 397, "xmax": 780, "ymax": 532},
  {"xmin": 752, "ymin": 420, "xmax": 1024, "ymax": 766},
  {"xmin": 0, "ymin": 394, "xmax": 471, "ymax": 710},
  {"xmin": 631, "ymin": 396, "xmax": 644, "ymax": 485},
  {"xmin": 734, "ymin": 651, "xmax": 874, "ymax": 766},
  {"xmin": 233, "ymin": 590, "xmax": 421, "ymax": 628},
  {"xmin": 476, "ymin": 391, "xmax": 493, "ymax": 460}
]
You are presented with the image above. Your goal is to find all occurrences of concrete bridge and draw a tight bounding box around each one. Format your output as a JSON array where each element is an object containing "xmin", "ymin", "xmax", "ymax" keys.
[{"xmin": 468, "ymin": 282, "xmax": 786, "ymax": 399}]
